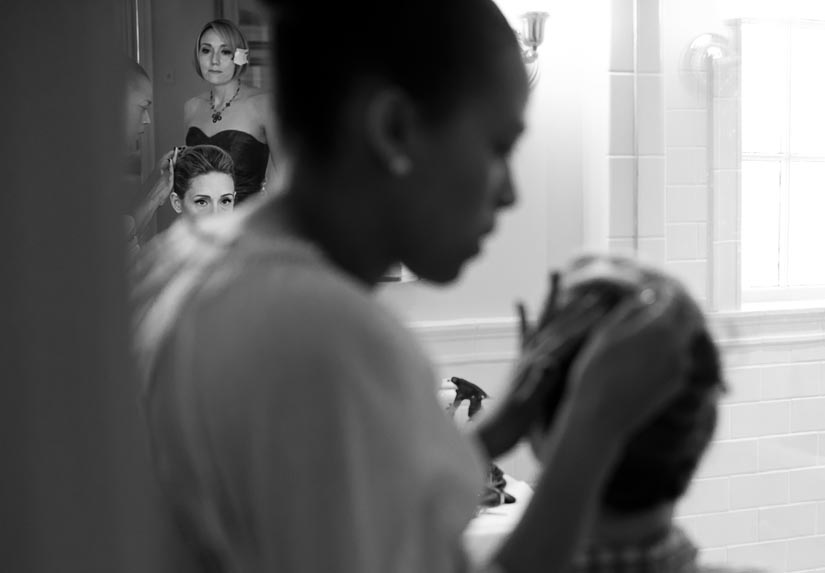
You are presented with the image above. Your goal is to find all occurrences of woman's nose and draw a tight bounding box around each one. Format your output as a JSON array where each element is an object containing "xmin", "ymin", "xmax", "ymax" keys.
[{"xmin": 211, "ymin": 51, "xmax": 220, "ymax": 65}]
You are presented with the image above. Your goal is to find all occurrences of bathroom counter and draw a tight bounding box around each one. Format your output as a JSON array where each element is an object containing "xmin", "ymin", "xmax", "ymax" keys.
[{"xmin": 463, "ymin": 477, "xmax": 534, "ymax": 567}]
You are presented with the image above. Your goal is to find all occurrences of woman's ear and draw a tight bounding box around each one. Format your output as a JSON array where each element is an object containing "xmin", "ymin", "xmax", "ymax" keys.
[
  {"xmin": 170, "ymin": 192, "xmax": 183, "ymax": 214},
  {"xmin": 364, "ymin": 88, "xmax": 415, "ymax": 177}
]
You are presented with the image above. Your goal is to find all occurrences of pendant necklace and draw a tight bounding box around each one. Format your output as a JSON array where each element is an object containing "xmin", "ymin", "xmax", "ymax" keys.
[{"xmin": 210, "ymin": 82, "xmax": 241, "ymax": 123}]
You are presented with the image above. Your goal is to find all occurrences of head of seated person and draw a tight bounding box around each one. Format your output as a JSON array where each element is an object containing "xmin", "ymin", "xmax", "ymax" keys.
[
  {"xmin": 532, "ymin": 255, "xmax": 725, "ymax": 552},
  {"xmin": 170, "ymin": 145, "xmax": 236, "ymax": 219}
]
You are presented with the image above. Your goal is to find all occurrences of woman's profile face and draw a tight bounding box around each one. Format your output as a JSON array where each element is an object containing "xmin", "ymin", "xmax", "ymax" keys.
[
  {"xmin": 174, "ymin": 172, "xmax": 236, "ymax": 218},
  {"xmin": 393, "ymin": 48, "xmax": 529, "ymax": 284},
  {"xmin": 198, "ymin": 28, "xmax": 235, "ymax": 85}
]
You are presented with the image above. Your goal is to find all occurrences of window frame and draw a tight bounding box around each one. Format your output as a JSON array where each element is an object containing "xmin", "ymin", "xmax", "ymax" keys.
[{"xmin": 739, "ymin": 18, "xmax": 825, "ymax": 308}]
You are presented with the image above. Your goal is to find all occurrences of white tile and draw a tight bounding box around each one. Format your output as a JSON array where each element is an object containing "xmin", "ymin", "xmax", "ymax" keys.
[
  {"xmin": 713, "ymin": 170, "xmax": 740, "ymax": 242},
  {"xmin": 790, "ymin": 398, "xmax": 825, "ymax": 432},
  {"xmin": 637, "ymin": 237, "xmax": 666, "ymax": 266},
  {"xmin": 716, "ymin": 404, "xmax": 732, "ymax": 440},
  {"xmin": 758, "ymin": 503, "xmax": 818, "ymax": 541},
  {"xmin": 786, "ymin": 535, "xmax": 825, "ymax": 571},
  {"xmin": 609, "ymin": 0, "xmax": 634, "ymax": 72},
  {"xmin": 729, "ymin": 472, "xmax": 789, "ymax": 509},
  {"xmin": 762, "ymin": 363, "xmax": 823, "ymax": 400},
  {"xmin": 664, "ymin": 65, "xmax": 706, "ymax": 110},
  {"xmin": 667, "ymin": 223, "xmax": 701, "ymax": 260},
  {"xmin": 676, "ymin": 477, "xmax": 729, "ymax": 516},
  {"xmin": 790, "ymin": 345, "xmax": 825, "ymax": 363},
  {"xmin": 729, "ymin": 401, "xmax": 790, "ymax": 439},
  {"xmin": 610, "ymin": 75, "xmax": 635, "ymax": 155},
  {"xmin": 667, "ymin": 185, "xmax": 708, "ymax": 223},
  {"xmin": 723, "ymin": 347, "xmax": 785, "ymax": 369},
  {"xmin": 636, "ymin": 0, "xmax": 661, "ymax": 73},
  {"xmin": 697, "ymin": 547, "xmax": 728, "ymax": 567},
  {"xmin": 789, "ymin": 468, "xmax": 825, "ymax": 503},
  {"xmin": 665, "ymin": 260, "xmax": 708, "ymax": 302},
  {"xmin": 609, "ymin": 157, "xmax": 635, "ymax": 237},
  {"xmin": 638, "ymin": 76, "xmax": 664, "ymax": 155},
  {"xmin": 695, "ymin": 439, "xmax": 759, "ymax": 478},
  {"xmin": 698, "ymin": 222, "xmax": 709, "ymax": 258},
  {"xmin": 638, "ymin": 157, "xmax": 665, "ymax": 236},
  {"xmin": 760, "ymin": 435, "xmax": 820, "ymax": 471},
  {"xmin": 821, "ymin": 433, "xmax": 825, "ymax": 466},
  {"xmin": 667, "ymin": 109, "xmax": 707, "ymax": 148},
  {"xmin": 677, "ymin": 509, "xmax": 759, "ymax": 547},
  {"xmin": 608, "ymin": 237, "xmax": 635, "ymax": 255},
  {"xmin": 723, "ymin": 367, "xmax": 762, "ymax": 404},
  {"xmin": 713, "ymin": 241, "xmax": 740, "ymax": 312},
  {"xmin": 714, "ymin": 98, "xmax": 741, "ymax": 170},
  {"xmin": 660, "ymin": 0, "xmax": 710, "ymax": 68},
  {"xmin": 667, "ymin": 147, "xmax": 707, "ymax": 185},
  {"xmin": 819, "ymin": 502, "xmax": 825, "ymax": 534},
  {"xmin": 726, "ymin": 541, "xmax": 787, "ymax": 572}
]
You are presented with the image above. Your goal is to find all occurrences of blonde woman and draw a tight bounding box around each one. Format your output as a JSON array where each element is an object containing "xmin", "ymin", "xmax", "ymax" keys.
[{"xmin": 184, "ymin": 19, "xmax": 279, "ymax": 203}]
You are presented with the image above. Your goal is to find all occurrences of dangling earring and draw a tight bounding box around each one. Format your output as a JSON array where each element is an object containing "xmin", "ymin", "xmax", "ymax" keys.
[{"xmin": 390, "ymin": 156, "xmax": 412, "ymax": 177}]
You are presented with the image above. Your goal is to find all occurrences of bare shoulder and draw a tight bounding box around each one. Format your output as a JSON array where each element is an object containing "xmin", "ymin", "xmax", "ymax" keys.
[
  {"xmin": 184, "ymin": 92, "xmax": 209, "ymax": 122},
  {"xmin": 243, "ymin": 84, "xmax": 269, "ymax": 99},
  {"xmin": 246, "ymin": 88, "xmax": 275, "ymax": 113}
]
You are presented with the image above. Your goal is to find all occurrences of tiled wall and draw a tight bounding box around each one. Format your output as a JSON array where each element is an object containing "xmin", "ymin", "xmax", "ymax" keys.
[
  {"xmin": 607, "ymin": 0, "xmax": 670, "ymax": 281},
  {"xmin": 607, "ymin": 0, "xmax": 742, "ymax": 311},
  {"xmin": 675, "ymin": 310, "xmax": 825, "ymax": 571}
]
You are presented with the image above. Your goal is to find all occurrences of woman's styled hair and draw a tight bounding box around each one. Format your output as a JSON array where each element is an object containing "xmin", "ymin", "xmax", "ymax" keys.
[
  {"xmin": 193, "ymin": 19, "xmax": 249, "ymax": 80},
  {"xmin": 261, "ymin": 0, "xmax": 520, "ymax": 157},
  {"xmin": 172, "ymin": 145, "xmax": 235, "ymax": 197}
]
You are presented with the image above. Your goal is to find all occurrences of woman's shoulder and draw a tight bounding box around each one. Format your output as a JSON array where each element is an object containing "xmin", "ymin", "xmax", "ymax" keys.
[
  {"xmin": 243, "ymin": 84, "xmax": 270, "ymax": 98},
  {"xmin": 245, "ymin": 87, "xmax": 274, "ymax": 111},
  {"xmin": 183, "ymin": 92, "xmax": 209, "ymax": 120}
]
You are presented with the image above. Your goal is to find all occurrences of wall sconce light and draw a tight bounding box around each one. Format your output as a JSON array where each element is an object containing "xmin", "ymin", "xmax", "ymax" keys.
[{"xmin": 517, "ymin": 11, "xmax": 549, "ymax": 87}]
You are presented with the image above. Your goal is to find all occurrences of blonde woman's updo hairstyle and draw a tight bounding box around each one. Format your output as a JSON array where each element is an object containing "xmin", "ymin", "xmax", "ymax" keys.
[{"xmin": 193, "ymin": 19, "xmax": 249, "ymax": 80}]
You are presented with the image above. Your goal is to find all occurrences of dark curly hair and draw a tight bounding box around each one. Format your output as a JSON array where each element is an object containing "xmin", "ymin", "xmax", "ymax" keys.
[
  {"xmin": 603, "ymin": 328, "xmax": 723, "ymax": 512},
  {"xmin": 534, "ymin": 256, "xmax": 726, "ymax": 513}
]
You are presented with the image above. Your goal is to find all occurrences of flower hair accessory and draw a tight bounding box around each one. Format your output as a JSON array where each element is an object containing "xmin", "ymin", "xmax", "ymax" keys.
[{"xmin": 233, "ymin": 48, "xmax": 249, "ymax": 66}]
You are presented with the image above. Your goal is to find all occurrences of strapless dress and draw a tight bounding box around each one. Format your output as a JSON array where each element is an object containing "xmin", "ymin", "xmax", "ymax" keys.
[{"xmin": 186, "ymin": 127, "xmax": 269, "ymax": 204}]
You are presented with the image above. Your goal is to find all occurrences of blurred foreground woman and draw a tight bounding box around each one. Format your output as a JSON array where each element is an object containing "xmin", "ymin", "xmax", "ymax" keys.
[{"xmin": 132, "ymin": 1, "xmax": 691, "ymax": 572}]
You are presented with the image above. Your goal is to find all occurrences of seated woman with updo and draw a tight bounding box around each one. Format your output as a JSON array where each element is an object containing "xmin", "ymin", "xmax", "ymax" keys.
[{"xmin": 169, "ymin": 144, "xmax": 236, "ymax": 219}]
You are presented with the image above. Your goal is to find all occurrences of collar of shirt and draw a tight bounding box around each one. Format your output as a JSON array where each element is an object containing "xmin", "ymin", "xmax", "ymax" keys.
[{"xmin": 570, "ymin": 526, "xmax": 699, "ymax": 573}]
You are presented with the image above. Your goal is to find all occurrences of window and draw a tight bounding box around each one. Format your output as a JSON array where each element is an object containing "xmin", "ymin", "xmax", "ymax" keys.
[{"xmin": 740, "ymin": 19, "xmax": 825, "ymax": 307}]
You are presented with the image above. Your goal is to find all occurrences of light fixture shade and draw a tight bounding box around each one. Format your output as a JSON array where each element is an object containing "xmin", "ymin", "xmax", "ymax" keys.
[
  {"xmin": 518, "ymin": 11, "xmax": 549, "ymax": 87},
  {"xmin": 521, "ymin": 11, "xmax": 549, "ymax": 51}
]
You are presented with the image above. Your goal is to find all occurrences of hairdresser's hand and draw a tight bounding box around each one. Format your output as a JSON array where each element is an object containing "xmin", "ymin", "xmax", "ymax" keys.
[
  {"xmin": 147, "ymin": 149, "xmax": 176, "ymax": 209},
  {"xmin": 561, "ymin": 289, "xmax": 692, "ymax": 442},
  {"xmin": 156, "ymin": 148, "xmax": 176, "ymax": 176},
  {"xmin": 476, "ymin": 286, "xmax": 596, "ymax": 460}
]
